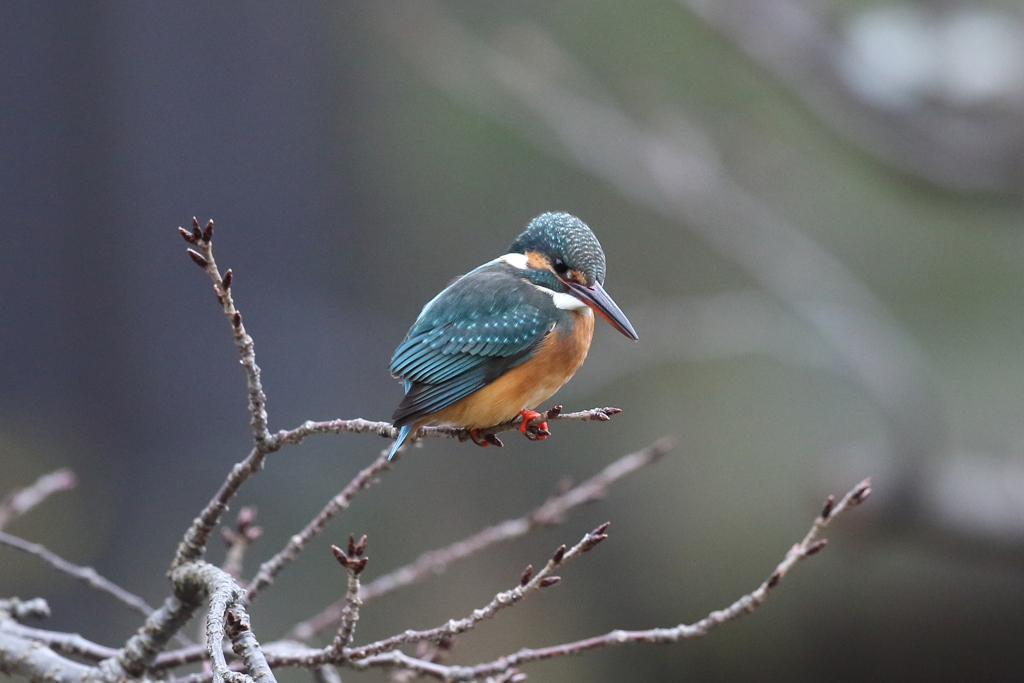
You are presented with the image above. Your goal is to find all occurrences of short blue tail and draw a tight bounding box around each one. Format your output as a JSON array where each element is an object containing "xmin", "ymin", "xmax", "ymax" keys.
[{"xmin": 388, "ymin": 424, "xmax": 414, "ymax": 460}]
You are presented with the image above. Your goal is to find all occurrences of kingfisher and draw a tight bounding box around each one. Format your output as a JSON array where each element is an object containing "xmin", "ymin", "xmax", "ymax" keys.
[{"xmin": 387, "ymin": 212, "xmax": 638, "ymax": 460}]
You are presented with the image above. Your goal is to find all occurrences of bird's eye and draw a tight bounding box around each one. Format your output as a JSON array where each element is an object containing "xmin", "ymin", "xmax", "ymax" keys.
[{"xmin": 552, "ymin": 258, "xmax": 569, "ymax": 275}]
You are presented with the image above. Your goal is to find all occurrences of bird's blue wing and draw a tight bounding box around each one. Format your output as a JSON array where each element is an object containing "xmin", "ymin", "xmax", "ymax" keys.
[{"xmin": 389, "ymin": 266, "xmax": 557, "ymax": 426}]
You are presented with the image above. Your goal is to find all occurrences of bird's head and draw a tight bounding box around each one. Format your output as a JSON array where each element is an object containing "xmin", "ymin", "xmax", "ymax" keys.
[{"xmin": 509, "ymin": 212, "xmax": 639, "ymax": 340}]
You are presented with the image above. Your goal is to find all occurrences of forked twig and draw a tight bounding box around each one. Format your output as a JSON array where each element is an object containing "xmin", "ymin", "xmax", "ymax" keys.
[
  {"xmin": 344, "ymin": 478, "xmax": 872, "ymax": 681},
  {"xmin": 287, "ymin": 438, "xmax": 673, "ymax": 640}
]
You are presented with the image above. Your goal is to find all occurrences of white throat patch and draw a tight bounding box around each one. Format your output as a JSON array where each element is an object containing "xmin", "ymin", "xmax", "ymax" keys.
[{"xmin": 537, "ymin": 286, "xmax": 590, "ymax": 312}]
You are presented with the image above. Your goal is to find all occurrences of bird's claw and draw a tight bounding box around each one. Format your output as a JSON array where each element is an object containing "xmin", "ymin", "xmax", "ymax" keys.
[
  {"xmin": 518, "ymin": 410, "xmax": 550, "ymax": 441},
  {"xmin": 469, "ymin": 428, "xmax": 503, "ymax": 447}
]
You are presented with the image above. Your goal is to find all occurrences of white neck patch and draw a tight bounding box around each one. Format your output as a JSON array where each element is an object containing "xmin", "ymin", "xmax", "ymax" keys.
[{"xmin": 496, "ymin": 252, "xmax": 530, "ymax": 269}]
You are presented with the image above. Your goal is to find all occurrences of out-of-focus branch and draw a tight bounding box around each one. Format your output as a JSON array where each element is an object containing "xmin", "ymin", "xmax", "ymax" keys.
[
  {"xmin": 222, "ymin": 507, "xmax": 262, "ymax": 580},
  {"xmin": 678, "ymin": 0, "xmax": 1024, "ymax": 193},
  {"xmin": 0, "ymin": 469, "xmax": 76, "ymax": 531},
  {"xmin": 349, "ymin": 479, "xmax": 871, "ymax": 681},
  {"xmin": 0, "ymin": 531, "xmax": 160, "ymax": 623},
  {"xmin": 287, "ymin": 438, "xmax": 673, "ymax": 641}
]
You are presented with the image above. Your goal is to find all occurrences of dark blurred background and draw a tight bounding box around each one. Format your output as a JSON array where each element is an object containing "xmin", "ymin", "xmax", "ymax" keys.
[{"xmin": 4, "ymin": 2, "xmax": 1024, "ymax": 681}]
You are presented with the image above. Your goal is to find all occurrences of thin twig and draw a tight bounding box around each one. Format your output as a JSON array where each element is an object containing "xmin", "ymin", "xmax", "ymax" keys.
[
  {"xmin": 328, "ymin": 537, "xmax": 368, "ymax": 655},
  {"xmin": 244, "ymin": 455, "xmax": 390, "ymax": 604},
  {"xmin": 267, "ymin": 524, "xmax": 609, "ymax": 671},
  {"xmin": 272, "ymin": 405, "xmax": 623, "ymax": 448},
  {"xmin": 345, "ymin": 522, "xmax": 609, "ymax": 662},
  {"xmin": 174, "ymin": 446, "xmax": 275, "ymax": 567},
  {"xmin": 0, "ymin": 531, "xmax": 160, "ymax": 623},
  {"xmin": 2, "ymin": 622, "xmax": 119, "ymax": 662},
  {"xmin": 349, "ymin": 478, "xmax": 873, "ymax": 681},
  {"xmin": 0, "ymin": 469, "xmax": 76, "ymax": 531},
  {"xmin": 222, "ymin": 507, "xmax": 262, "ymax": 580},
  {"xmin": 287, "ymin": 438, "xmax": 673, "ymax": 641},
  {"xmin": 183, "ymin": 218, "xmax": 270, "ymax": 446},
  {"xmin": 174, "ymin": 217, "xmax": 279, "ymax": 567}
]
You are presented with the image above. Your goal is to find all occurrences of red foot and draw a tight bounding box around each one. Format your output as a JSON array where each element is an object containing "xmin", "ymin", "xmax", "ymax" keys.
[
  {"xmin": 518, "ymin": 410, "xmax": 550, "ymax": 441},
  {"xmin": 469, "ymin": 429, "xmax": 503, "ymax": 447}
]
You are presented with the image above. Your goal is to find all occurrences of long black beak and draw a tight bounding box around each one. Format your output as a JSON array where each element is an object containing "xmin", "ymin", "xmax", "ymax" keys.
[{"xmin": 563, "ymin": 280, "xmax": 639, "ymax": 340}]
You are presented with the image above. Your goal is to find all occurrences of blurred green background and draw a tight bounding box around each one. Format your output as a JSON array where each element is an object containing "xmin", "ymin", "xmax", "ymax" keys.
[{"xmin": 3, "ymin": 2, "xmax": 1024, "ymax": 681}]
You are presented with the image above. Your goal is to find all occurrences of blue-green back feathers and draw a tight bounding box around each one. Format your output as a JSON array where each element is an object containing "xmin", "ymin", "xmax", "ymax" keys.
[{"xmin": 389, "ymin": 263, "xmax": 563, "ymax": 426}]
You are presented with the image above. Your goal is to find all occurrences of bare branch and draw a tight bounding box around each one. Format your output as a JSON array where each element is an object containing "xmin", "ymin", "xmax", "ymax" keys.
[
  {"xmin": 0, "ymin": 469, "xmax": 76, "ymax": 531},
  {"xmin": 0, "ymin": 531, "xmax": 160, "ymax": 622},
  {"xmin": 287, "ymin": 438, "xmax": 672, "ymax": 641},
  {"xmin": 348, "ymin": 478, "xmax": 872, "ymax": 681},
  {"xmin": 271, "ymin": 406, "xmax": 623, "ymax": 449},
  {"xmin": 0, "ymin": 622, "xmax": 94, "ymax": 683},
  {"xmin": 222, "ymin": 507, "xmax": 262, "ymax": 580},
  {"xmin": 167, "ymin": 562, "xmax": 276, "ymax": 683},
  {"xmin": 174, "ymin": 218, "xmax": 281, "ymax": 567},
  {"xmin": 181, "ymin": 217, "xmax": 270, "ymax": 447},
  {"xmin": 174, "ymin": 446, "xmax": 275, "ymax": 567},
  {"xmin": 342, "ymin": 524, "xmax": 610, "ymax": 663},
  {"xmin": 227, "ymin": 607, "xmax": 275, "ymax": 683},
  {"xmin": 2, "ymin": 621, "xmax": 118, "ymax": 662},
  {"xmin": 328, "ymin": 539, "xmax": 367, "ymax": 654},
  {"xmin": 108, "ymin": 585, "xmax": 206, "ymax": 677},
  {"xmin": 244, "ymin": 455, "xmax": 391, "ymax": 603}
]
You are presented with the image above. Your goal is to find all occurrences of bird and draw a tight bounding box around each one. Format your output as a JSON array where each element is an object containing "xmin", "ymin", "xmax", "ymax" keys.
[{"xmin": 386, "ymin": 212, "xmax": 638, "ymax": 460}]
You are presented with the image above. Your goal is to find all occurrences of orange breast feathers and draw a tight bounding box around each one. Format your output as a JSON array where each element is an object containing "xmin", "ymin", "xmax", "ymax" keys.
[{"xmin": 429, "ymin": 308, "xmax": 595, "ymax": 430}]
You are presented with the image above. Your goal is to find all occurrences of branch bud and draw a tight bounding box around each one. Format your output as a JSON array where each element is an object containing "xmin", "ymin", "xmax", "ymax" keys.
[
  {"xmin": 347, "ymin": 533, "xmax": 368, "ymax": 557},
  {"xmin": 187, "ymin": 249, "xmax": 208, "ymax": 268},
  {"xmin": 850, "ymin": 479, "xmax": 872, "ymax": 505},
  {"xmin": 520, "ymin": 564, "xmax": 533, "ymax": 586},
  {"xmin": 552, "ymin": 544, "xmax": 566, "ymax": 564},
  {"xmin": 805, "ymin": 539, "xmax": 828, "ymax": 556},
  {"xmin": 539, "ymin": 576, "xmax": 561, "ymax": 588},
  {"xmin": 820, "ymin": 495, "xmax": 835, "ymax": 520},
  {"xmin": 331, "ymin": 544, "xmax": 369, "ymax": 575},
  {"xmin": 581, "ymin": 522, "xmax": 610, "ymax": 552},
  {"xmin": 178, "ymin": 226, "xmax": 197, "ymax": 244}
]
